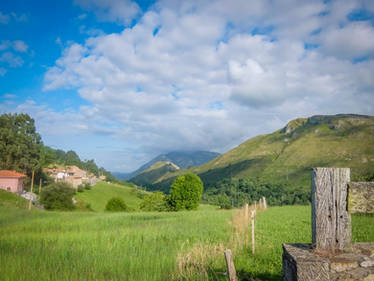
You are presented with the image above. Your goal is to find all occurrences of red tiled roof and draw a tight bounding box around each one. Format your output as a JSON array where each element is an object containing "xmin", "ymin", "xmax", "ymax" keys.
[{"xmin": 0, "ymin": 170, "xmax": 27, "ymax": 178}]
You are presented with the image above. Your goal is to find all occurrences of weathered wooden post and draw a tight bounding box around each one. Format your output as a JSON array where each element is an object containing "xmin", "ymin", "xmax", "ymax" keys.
[
  {"xmin": 224, "ymin": 249, "xmax": 237, "ymax": 281},
  {"xmin": 311, "ymin": 168, "xmax": 351, "ymax": 252},
  {"xmin": 282, "ymin": 168, "xmax": 374, "ymax": 281},
  {"xmin": 28, "ymin": 170, "xmax": 34, "ymax": 210},
  {"xmin": 262, "ymin": 196, "xmax": 267, "ymax": 209},
  {"xmin": 245, "ymin": 203, "xmax": 249, "ymax": 220},
  {"xmin": 251, "ymin": 210, "xmax": 255, "ymax": 255}
]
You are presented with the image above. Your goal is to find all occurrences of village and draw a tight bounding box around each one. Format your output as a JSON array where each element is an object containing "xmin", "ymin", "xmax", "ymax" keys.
[{"xmin": 0, "ymin": 166, "xmax": 105, "ymax": 201}]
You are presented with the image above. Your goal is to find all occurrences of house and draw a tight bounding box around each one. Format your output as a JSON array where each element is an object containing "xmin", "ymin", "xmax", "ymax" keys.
[
  {"xmin": 66, "ymin": 176, "xmax": 83, "ymax": 189},
  {"xmin": 67, "ymin": 166, "xmax": 87, "ymax": 178},
  {"xmin": 44, "ymin": 165, "xmax": 100, "ymax": 189},
  {"xmin": 0, "ymin": 170, "xmax": 27, "ymax": 194}
]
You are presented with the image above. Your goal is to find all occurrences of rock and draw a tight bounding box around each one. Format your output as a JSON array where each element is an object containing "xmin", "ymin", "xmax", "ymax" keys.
[
  {"xmin": 361, "ymin": 259, "xmax": 374, "ymax": 268},
  {"xmin": 363, "ymin": 274, "xmax": 374, "ymax": 281},
  {"xmin": 330, "ymin": 258, "xmax": 358, "ymax": 273}
]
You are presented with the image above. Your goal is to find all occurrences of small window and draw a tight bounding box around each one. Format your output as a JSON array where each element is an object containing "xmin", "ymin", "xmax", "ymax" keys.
[{"xmin": 7, "ymin": 187, "xmax": 11, "ymax": 191}]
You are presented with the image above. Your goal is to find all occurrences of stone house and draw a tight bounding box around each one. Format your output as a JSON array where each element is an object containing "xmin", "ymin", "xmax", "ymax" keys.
[{"xmin": 0, "ymin": 170, "xmax": 27, "ymax": 194}]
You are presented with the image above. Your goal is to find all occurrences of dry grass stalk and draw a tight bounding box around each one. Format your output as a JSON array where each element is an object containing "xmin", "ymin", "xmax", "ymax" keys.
[{"xmin": 174, "ymin": 203, "xmax": 266, "ymax": 280}]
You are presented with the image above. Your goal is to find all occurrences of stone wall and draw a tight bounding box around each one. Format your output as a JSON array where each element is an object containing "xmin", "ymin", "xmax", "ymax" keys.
[
  {"xmin": 348, "ymin": 182, "xmax": 374, "ymax": 214},
  {"xmin": 283, "ymin": 243, "xmax": 374, "ymax": 281}
]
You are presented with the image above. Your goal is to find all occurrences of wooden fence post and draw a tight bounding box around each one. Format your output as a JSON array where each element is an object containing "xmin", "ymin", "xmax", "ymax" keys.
[
  {"xmin": 262, "ymin": 196, "xmax": 267, "ymax": 209},
  {"xmin": 245, "ymin": 203, "xmax": 248, "ymax": 220},
  {"xmin": 251, "ymin": 210, "xmax": 255, "ymax": 255},
  {"xmin": 224, "ymin": 249, "xmax": 237, "ymax": 281},
  {"xmin": 311, "ymin": 168, "xmax": 351, "ymax": 252},
  {"xmin": 28, "ymin": 170, "xmax": 34, "ymax": 210}
]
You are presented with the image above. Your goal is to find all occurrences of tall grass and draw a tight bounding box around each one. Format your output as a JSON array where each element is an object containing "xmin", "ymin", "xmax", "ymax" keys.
[
  {"xmin": 74, "ymin": 182, "xmax": 144, "ymax": 211},
  {"xmin": 0, "ymin": 204, "xmax": 372, "ymax": 281},
  {"xmin": 0, "ymin": 206, "xmax": 231, "ymax": 281}
]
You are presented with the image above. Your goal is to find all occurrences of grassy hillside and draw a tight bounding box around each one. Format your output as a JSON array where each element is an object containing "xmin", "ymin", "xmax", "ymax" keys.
[
  {"xmin": 0, "ymin": 204, "xmax": 372, "ymax": 281},
  {"xmin": 130, "ymin": 161, "xmax": 180, "ymax": 187},
  {"xmin": 75, "ymin": 182, "xmax": 145, "ymax": 211},
  {"xmin": 0, "ymin": 189, "xmax": 30, "ymax": 209},
  {"xmin": 151, "ymin": 114, "xmax": 374, "ymax": 193}
]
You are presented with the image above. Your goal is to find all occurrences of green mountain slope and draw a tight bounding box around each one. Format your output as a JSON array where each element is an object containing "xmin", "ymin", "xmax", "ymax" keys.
[
  {"xmin": 151, "ymin": 114, "xmax": 374, "ymax": 193},
  {"xmin": 75, "ymin": 182, "xmax": 146, "ymax": 211},
  {"xmin": 121, "ymin": 151, "xmax": 220, "ymax": 181},
  {"xmin": 130, "ymin": 161, "xmax": 180, "ymax": 187}
]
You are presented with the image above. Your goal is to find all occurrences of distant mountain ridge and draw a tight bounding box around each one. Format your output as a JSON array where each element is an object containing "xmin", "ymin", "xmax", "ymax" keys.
[
  {"xmin": 130, "ymin": 161, "xmax": 180, "ymax": 187},
  {"xmin": 114, "ymin": 151, "xmax": 220, "ymax": 181},
  {"xmin": 146, "ymin": 114, "xmax": 374, "ymax": 192}
]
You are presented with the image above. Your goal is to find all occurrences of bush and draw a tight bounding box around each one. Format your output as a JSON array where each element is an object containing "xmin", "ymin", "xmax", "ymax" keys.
[
  {"xmin": 84, "ymin": 183, "xmax": 91, "ymax": 190},
  {"xmin": 77, "ymin": 184, "xmax": 84, "ymax": 192},
  {"xmin": 217, "ymin": 194, "xmax": 233, "ymax": 209},
  {"xmin": 168, "ymin": 173, "xmax": 203, "ymax": 211},
  {"xmin": 140, "ymin": 192, "xmax": 168, "ymax": 212},
  {"xmin": 40, "ymin": 182, "xmax": 75, "ymax": 210},
  {"xmin": 105, "ymin": 197, "xmax": 128, "ymax": 212}
]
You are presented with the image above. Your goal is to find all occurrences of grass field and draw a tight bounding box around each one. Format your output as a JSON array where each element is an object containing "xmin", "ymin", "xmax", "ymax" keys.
[
  {"xmin": 74, "ymin": 181, "xmax": 145, "ymax": 211},
  {"xmin": 0, "ymin": 200, "xmax": 373, "ymax": 281}
]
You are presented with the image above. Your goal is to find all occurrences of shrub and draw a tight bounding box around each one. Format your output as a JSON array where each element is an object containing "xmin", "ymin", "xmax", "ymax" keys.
[
  {"xmin": 140, "ymin": 192, "xmax": 168, "ymax": 212},
  {"xmin": 77, "ymin": 184, "xmax": 84, "ymax": 192},
  {"xmin": 217, "ymin": 194, "xmax": 232, "ymax": 209},
  {"xmin": 105, "ymin": 197, "xmax": 128, "ymax": 212},
  {"xmin": 84, "ymin": 183, "xmax": 91, "ymax": 190},
  {"xmin": 168, "ymin": 173, "xmax": 203, "ymax": 211},
  {"xmin": 40, "ymin": 182, "xmax": 75, "ymax": 211}
]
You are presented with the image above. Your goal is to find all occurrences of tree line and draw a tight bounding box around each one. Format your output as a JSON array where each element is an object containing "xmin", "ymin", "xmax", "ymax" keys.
[
  {"xmin": 202, "ymin": 177, "xmax": 310, "ymax": 208},
  {"xmin": 0, "ymin": 113, "xmax": 116, "ymax": 187}
]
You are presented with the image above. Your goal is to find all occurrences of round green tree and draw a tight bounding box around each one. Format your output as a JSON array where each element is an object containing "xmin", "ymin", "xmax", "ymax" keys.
[
  {"xmin": 40, "ymin": 182, "xmax": 75, "ymax": 210},
  {"xmin": 168, "ymin": 173, "xmax": 203, "ymax": 211},
  {"xmin": 140, "ymin": 192, "xmax": 168, "ymax": 212},
  {"xmin": 105, "ymin": 197, "xmax": 128, "ymax": 212}
]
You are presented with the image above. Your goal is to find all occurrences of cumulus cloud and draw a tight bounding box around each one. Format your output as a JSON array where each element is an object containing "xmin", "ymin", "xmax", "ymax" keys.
[
  {"xmin": 75, "ymin": 0, "xmax": 141, "ymax": 25},
  {"xmin": 40, "ymin": 0, "xmax": 374, "ymax": 171},
  {"xmin": 0, "ymin": 40, "xmax": 28, "ymax": 52},
  {"xmin": 0, "ymin": 11, "xmax": 27, "ymax": 24},
  {"xmin": 0, "ymin": 52, "xmax": 24, "ymax": 67}
]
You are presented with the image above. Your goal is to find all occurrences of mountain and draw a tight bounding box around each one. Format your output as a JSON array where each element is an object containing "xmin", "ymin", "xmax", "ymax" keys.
[
  {"xmin": 130, "ymin": 161, "xmax": 180, "ymax": 187},
  {"xmin": 124, "ymin": 151, "xmax": 220, "ymax": 181},
  {"xmin": 149, "ymin": 114, "xmax": 374, "ymax": 194},
  {"xmin": 112, "ymin": 172, "xmax": 132, "ymax": 181}
]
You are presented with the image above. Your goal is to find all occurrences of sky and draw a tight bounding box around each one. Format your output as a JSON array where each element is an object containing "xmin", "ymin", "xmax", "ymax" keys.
[{"xmin": 0, "ymin": 0, "xmax": 374, "ymax": 173}]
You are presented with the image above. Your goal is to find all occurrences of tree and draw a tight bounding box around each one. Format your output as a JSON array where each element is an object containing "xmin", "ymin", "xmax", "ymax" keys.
[
  {"xmin": 105, "ymin": 197, "xmax": 128, "ymax": 212},
  {"xmin": 168, "ymin": 173, "xmax": 203, "ymax": 211},
  {"xmin": 0, "ymin": 113, "xmax": 42, "ymax": 175},
  {"xmin": 40, "ymin": 182, "xmax": 75, "ymax": 210},
  {"xmin": 140, "ymin": 192, "xmax": 168, "ymax": 212}
]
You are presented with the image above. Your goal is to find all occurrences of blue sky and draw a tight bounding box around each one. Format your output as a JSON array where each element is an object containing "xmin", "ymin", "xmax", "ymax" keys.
[{"xmin": 1, "ymin": 0, "xmax": 374, "ymax": 172}]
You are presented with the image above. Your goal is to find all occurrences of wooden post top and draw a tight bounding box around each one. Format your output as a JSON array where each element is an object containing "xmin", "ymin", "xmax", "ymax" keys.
[{"xmin": 311, "ymin": 168, "xmax": 351, "ymax": 252}]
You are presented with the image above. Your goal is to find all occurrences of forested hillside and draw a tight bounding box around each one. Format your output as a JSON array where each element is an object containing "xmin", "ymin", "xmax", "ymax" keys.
[{"xmin": 146, "ymin": 114, "xmax": 374, "ymax": 206}]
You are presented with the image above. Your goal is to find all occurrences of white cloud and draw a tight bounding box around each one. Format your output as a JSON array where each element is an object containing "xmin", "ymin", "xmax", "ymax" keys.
[
  {"xmin": 0, "ymin": 11, "xmax": 27, "ymax": 24},
  {"xmin": 0, "ymin": 67, "xmax": 7, "ymax": 76},
  {"xmin": 0, "ymin": 52, "xmax": 24, "ymax": 67},
  {"xmin": 12, "ymin": 40, "xmax": 28, "ymax": 52},
  {"xmin": 75, "ymin": 0, "xmax": 141, "ymax": 25},
  {"xmin": 0, "ymin": 40, "xmax": 29, "ymax": 53},
  {"xmin": 0, "ymin": 11, "xmax": 10, "ymax": 24},
  {"xmin": 39, "ymin": 0, "xmax": 374, "ymax": 171},
  {"xmin": 318, "ymin": 22, "xmax": 374, "ymax": 60}
]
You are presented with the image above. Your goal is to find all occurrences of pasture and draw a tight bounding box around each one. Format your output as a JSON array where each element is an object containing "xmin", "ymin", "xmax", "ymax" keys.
[
  {"xmin": 74, "ymin": 181, "xmax": 145, "ymax": 211},
  {"xmin": 0, "ymin": 189, "xmax": 373, "ymax": 281}
]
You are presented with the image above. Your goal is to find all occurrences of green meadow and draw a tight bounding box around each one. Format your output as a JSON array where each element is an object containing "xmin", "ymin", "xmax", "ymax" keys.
[
  {"xmin": 0, "ymin": 187, "xmax": 373, "ymax": 281},
  {"xmin": 74, "ymin": 181, "xmax": 145, "ymax": 211}
]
